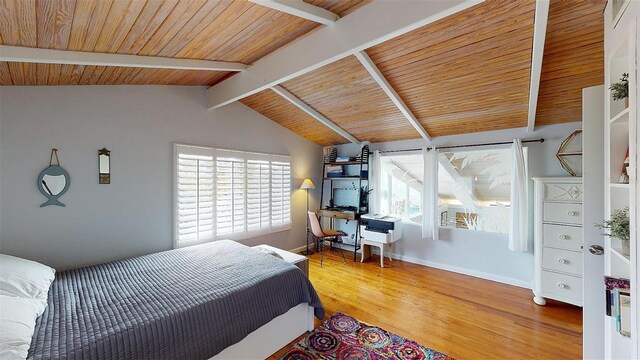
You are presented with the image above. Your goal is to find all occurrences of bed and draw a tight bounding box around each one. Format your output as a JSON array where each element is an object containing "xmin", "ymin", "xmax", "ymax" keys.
[{"xmin": 25, "ymin": 240, "xmax": 324, "ymax": 359}]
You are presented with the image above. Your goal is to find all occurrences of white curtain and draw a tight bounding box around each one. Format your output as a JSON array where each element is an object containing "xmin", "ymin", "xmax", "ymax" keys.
[
  {"xmin": 422, "ymin": 147, "xmax": 439, "ymax": 240},
  {"xmin": 509, "ymin": 139, "xmax": 528, "ymax": 252},
  {"xmin": 370, "ymin": 150, "xmax": 382, "ymax": 215}
]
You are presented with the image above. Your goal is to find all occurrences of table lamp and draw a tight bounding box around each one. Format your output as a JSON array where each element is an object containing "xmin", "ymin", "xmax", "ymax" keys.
[{"xmin": 300, "ymin": 178, "xmax": 315, "ymax": 255}]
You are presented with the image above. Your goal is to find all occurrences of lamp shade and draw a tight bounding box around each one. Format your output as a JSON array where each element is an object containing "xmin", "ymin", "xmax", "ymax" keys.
[{"xmin": 300, "ymin": 178, "xmax": 315, "ymax": 190}]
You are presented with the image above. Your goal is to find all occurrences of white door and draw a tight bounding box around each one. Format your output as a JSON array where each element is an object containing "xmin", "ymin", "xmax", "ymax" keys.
[{"xmin": 582, "ymin": 85, "xmax": 605, "ymax": 359}]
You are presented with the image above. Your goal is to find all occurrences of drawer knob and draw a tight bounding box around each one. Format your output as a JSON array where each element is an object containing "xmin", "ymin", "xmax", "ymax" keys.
[
  {"xmin": 558, "ymin": 258, "xmax": 567, "ymax": 264},
  {"xmin": 567, "ymin": 211, "xmax": 577, "ymax": 216},
  {"xmin": 557, "ymin": 283, "xmax": 567, "ymax": 289},
  {"xmin": 559, "ymin": 234, "xmax": 568, "ymax": 240},
  {"xmin": 571, "ymin": 190, "xmax": 580, "ymax": 195}
]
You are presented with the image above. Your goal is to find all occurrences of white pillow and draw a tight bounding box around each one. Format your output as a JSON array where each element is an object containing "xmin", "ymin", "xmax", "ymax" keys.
[
  {"xmin": 0, "ymin": 295, "xmax": 41, "ymax": 360},
  {"xmin": 0, "ymin": 254, "xmax": 55, "ymax": 305}
]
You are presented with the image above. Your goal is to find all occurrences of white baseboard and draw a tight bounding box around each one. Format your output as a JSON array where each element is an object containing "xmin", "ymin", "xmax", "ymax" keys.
[
  {"xmin": 288, "ymin": 244, "xmax": 309, "ymax": 254},
  {"xmin": 295, "ymin": 242, "xmax": 531, "ymax": 290},
  {"xmin": 389, "ymin": 252, "xmax": 532, "ymax": 289},
  {"xmin": 362, "ymin": 247, "xmax": 531, "ymax": 289}
]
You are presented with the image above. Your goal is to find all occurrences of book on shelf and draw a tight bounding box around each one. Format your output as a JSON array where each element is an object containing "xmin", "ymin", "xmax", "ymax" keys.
[
  {"xmin": 325, "ymin": 165, "xmax": 344, "ymax": 178},
  {"xmin": 605, "ymin": 276, "xmax": 630, "ymax": 317},
  {"xmin": 613, "ymin": 288, "xmax": 631, "ymax": 337}
]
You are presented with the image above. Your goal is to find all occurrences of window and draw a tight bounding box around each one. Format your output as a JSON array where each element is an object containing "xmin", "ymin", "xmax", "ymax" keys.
[
  {"xmin": 175, "ymin": 148, "xmax": 214, "ymax": 244},
  {"xmin": 380, "ymin": 153, "xmax": 423, "ymax": 223},
  {"xmin": 174, "ymin": 144, "xmax": 291, "ymax": 247},
  {"xmin": 215, "ymin": 151, "xmax": 246, "ymax": 238},
  {"xmin": 378, "ymin": 147, "xmax": 524, "ymax": 235},
  {"xmin": 438, "ymin": 148, "xmax": 519, "ymax": 235}
]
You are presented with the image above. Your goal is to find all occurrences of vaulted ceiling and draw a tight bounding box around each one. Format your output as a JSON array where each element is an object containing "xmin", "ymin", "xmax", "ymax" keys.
[
  {"xmin": 0, "ymin": 0, "xmax": 369, "ymax": 85},
  {"xmin": 535, "ymin": 0, "xmax": 605, "ymax": 125},
  {"xmin": 0, "ymin": 0, "xmax": 605, "ymax": 145}
]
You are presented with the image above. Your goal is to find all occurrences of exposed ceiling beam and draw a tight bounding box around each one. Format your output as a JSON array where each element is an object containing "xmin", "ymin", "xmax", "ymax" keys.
[
  {"xmin": 0, "ymin": 45, "xmax": 248, "ymax": 72},
  {"xmin": 271, "ymin": 85, "xmax": 360, "ymax": 144},
  {"xmin": 249, "ymin": 0, "xmax": 339, "ymax": 26},
  {"xmin": 355, "ymin": 51, "xmax": 431, "ymax": 142},
  {"xmin": 206, "ymin": 0, "xmax": 483, "ymax": 109},
  {"xmin": 527, "ymin": 0, "xmax": 550, "ymax": 133}
]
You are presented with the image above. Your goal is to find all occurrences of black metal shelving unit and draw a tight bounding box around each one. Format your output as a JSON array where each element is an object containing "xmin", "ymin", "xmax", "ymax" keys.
[{"xmin": 319, "ymin": 146, "xmax": 370, "ymax": 261}]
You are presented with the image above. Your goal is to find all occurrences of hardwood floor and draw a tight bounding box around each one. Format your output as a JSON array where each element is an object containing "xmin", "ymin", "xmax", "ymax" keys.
[{"xmin": 270, "ymin": 250, "xmax": 583, "ymax": 359}]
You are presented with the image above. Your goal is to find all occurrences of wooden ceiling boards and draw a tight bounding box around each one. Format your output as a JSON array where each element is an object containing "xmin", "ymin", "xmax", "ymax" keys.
[
  {"xmin": 0, "ymin": 0, "xmax": 369, "ymax": 85},
  {"xmin": 278, "ymin": 55, "xmax": 421, "ymax": 143},
  {"xmin": 535, "ymin": 0, "xmax": 605, "ymax": 125},
  {"xmin": 365, "ymin": 0, "xmax": 537, "ymax": 137},
  {"xmin": 240, "ymin": 88, "xmax": 349, "ymax": 146}
]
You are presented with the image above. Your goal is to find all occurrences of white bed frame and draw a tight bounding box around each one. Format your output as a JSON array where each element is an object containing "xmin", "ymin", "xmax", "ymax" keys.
[{"xmin": 211, "ymin": 303, "xmax": 315, "ymax": 359}]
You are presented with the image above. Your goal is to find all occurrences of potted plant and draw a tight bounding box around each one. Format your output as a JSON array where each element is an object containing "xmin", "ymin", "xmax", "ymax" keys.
[
  {"xmin": 595, "ymin": 207, "xmax": 631, "ymax": 255},
  {"xmin": 609, "ymin": 73, "xmax": 629, "ymax": 108}
]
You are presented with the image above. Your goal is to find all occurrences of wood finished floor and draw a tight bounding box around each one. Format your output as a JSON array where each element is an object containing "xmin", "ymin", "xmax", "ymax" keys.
[{"xmin": 269, "ymin": 250, "xmax": 582, "ymax": 359}]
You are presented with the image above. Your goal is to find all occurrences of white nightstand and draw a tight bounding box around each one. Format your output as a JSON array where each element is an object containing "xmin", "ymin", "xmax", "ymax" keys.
[{"xmin": 253, "ymin": 244, "xmax": 309, "ymax": 277}]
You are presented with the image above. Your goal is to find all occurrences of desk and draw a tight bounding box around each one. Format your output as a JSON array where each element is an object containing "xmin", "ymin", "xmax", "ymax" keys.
[
  {"xmin": 316, "ymin": 209, "xmax": 363, "ymax": 261},
  {"xmin": 316, "ymin": 209, "xmax": 357, "ymax": 220}
]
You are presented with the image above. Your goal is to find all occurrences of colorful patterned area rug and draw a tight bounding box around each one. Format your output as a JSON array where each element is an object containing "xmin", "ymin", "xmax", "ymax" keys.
[{"xmin": 279, "ymin": 312, "xmax": 453, "ymax": 360}]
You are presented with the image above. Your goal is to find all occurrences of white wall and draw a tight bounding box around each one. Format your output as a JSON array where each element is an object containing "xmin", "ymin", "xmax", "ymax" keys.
[
  {"xmin": 337, "ymin": 122, "xmax": 582, "ymax": 287},
  {"xmin": 0, "ymin": 86, "xmax": 323, "ymax": 270}
]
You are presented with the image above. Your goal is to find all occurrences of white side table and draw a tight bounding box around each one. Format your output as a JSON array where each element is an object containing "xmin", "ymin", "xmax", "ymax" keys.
[
  {"xmin": 253, "ymin": 244, "xmax": 309, "ymax": 277},
  {"xmin": 360, "ymin": 238, "xmax": 393, "ymax": 268}
]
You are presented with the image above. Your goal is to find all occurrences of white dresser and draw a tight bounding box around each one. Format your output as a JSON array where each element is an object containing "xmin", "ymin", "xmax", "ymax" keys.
[{"xmin": 532, "ymin": 177, "xmax": 583, "ymax": 306}]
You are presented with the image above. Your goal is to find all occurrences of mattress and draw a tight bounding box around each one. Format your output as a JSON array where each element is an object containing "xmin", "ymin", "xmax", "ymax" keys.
[{"xmin": 27, "ymin": 240, "xmax": 323, "ymax": 359}]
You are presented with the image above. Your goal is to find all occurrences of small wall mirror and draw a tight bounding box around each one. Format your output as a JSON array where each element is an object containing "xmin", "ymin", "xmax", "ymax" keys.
[
  {"xmin": 99, "ymin": 148, "xmax": 111, "ymax": 184},
  {"xmin": 42, "ymin": 173, "xmax": 66, "ymax": 195},
  {"xmin": 38, "ymin": 149, "xmax": 70, "ymax": 207}
]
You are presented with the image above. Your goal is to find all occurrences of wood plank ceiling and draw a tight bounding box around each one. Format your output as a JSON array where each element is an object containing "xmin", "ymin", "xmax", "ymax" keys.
[
  {"xmin": 245, "ymin": 0, "xmax": 539, "ymax": 142},
  {"xmin": 0, "ymin": 0, "xmax": 368, "ymax": 85},
  {"xmin": 0, "ymin": 0, "xmax": 605, "ymax": 144},
  {"xmin": 365, "ymin": 0, "xmax": 536, "ymax": 138},
  {"xmin": 240, "ymin": 88, "xmax": 348, "ymax": 146},
  {"xmin": 244, "ymin": 0, "xmax": 604, "ymax": 144},
  {"xmin": 242, "ymin": 56, "xmax": 419, "ymax": 144},
  {"xmin": 535, "ymin": 0, "xmax": 605, "ymax": 125}
]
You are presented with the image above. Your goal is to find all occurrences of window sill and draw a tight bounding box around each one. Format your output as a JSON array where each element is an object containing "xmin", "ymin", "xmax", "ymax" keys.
[
  {"xmin": 245, "ymin": 226, "xmax": 292, "ymax": 239},
  {"xmin": 438, "ymin": 226, "xmax": 509, "ymax": 237},
  {"xmin": 175, "ymin": 226, "xmax": 292, "ymax": 249}
]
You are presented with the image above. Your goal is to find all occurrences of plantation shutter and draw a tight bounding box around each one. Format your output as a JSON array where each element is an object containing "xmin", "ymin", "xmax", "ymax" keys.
[
  {"xmin": 175, "ymin": 145, "xmax": 214, "ymax": 246},
  {"xmin": 246, "ymin": 155, "xmax": 271, "ymax": 236},
  {"xmin": 271, "ymin": 157, "xmax": 291, "ymax": 230},
  {"xmin": 215, "ymin": 150, "xmax": 246, "ymax": 239},
  {"xmin": 174, "ymin": 144, "xmax": 292, "ymax": 247}
]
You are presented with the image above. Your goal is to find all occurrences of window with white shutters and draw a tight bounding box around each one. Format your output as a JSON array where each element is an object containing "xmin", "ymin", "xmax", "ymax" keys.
[
  {"xmin": 175, "ymin": 147, "xmax": 214, "ymax": 246},
  {"xmin": 216, "ymin": 151, "xmax": 246, "ymax": 239},
  {"xmin": 174, "ymin": 144, "xmax": 292, "ymax": 248},
  {"xmin": 271, "ymin": 159, "xmax": 291, "ymax": 230},
  {"xmin": 246, "ymin": 158, "xmax": 271, "ymax": 236}
]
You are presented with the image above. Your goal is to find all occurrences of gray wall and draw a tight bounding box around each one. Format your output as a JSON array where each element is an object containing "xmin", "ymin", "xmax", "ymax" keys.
[
  {"xmin": 0, "ymin": 86, "xmax": 323, "ymax": 270},
  {"xmin": 337, "ymin": 122, "xmax": 582, "ymax": 287}
]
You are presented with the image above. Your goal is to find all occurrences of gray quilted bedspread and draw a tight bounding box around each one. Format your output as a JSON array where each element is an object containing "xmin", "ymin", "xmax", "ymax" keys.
[{"xmin": 27, "ymin": 240, "xmax": 323, "ymax": 359}]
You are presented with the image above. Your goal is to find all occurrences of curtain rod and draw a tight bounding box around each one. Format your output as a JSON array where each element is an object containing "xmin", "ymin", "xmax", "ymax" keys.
[{"xmin": 378, "ymin": 138, "xmax": 545, "ymax": 154}]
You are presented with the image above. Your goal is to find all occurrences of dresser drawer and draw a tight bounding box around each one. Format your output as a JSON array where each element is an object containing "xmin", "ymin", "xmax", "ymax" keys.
[
  {"xmin": 542, "ymin": 248, "xmax": 582, "ymax": 276},
  {"xmin": 542, "ymin": 271, "xmax": 582, "ymax": 304},
  {"xmin": 544, "ymin": 183, "xmax": 583, "ymax": 202},
  {"xmin": 543, "ymin": 202, "xmax": 582, "ymax": 225},
  {"xmin": 543, "ymin": 224, "xmax": 582, "ymax": 251}
]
